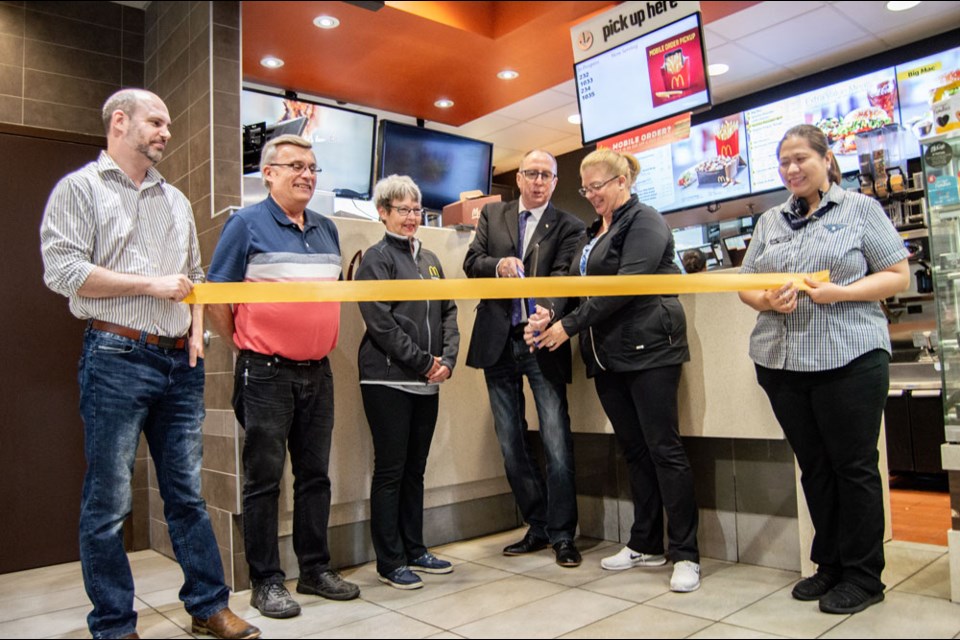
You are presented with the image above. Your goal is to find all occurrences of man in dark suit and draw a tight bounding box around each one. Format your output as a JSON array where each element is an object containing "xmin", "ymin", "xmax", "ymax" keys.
[{"xmin": 463, "ymin": 149, "xmax": 586, "ymax": 567}]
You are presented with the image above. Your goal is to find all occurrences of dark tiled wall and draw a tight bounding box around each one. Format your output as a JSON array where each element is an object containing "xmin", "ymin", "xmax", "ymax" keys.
[
  {"xmin": 0, "ymin": 1, "xmax": 143, "ymax": 136},
  {"xmin": 0, "ymin": 0, "xmax": 150, "ymax": 552},
  {"xmin": 144, "ymin": 0, "xmax": 244, "ymax": 589}
]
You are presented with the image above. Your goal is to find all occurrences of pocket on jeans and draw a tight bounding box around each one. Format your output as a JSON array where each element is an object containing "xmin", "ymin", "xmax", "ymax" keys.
[
  {"xmin": 241, "ymin": 358, "xmax": 279, "ymax": 381},
  {"xmin": 94, "ymin": 338, "xmax": 135, "ymax": 354}
]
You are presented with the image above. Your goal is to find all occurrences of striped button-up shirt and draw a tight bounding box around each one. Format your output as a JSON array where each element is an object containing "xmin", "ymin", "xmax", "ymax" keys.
[
  {"xmin": 740, "ymin": 184, "xmax": 907, "ymax": 372},
  {"xmin": 40, "ymin": 151, "xmax": 203, "ymax": 337}
]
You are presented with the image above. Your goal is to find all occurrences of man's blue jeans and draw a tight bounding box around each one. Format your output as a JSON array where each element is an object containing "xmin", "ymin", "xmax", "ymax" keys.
[
  {"xmin": 78, "ymin": 328, "xmax": 228, "ymax": 639},
  {"xmin": 483, "ymin": 335, "xmax": 577, "ymax": 542}
]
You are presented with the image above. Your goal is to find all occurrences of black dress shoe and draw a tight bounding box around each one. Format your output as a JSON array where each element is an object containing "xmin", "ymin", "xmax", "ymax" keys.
[
  {"xmin": 553, "ymin": 540, "xmax": 582, "ymax": 567},
  {"xmin": 502, "ymin": 532, "xmax": 549, "ymax": 556},
  {"xmin": 791, "ymin": 570, "xmax": 840, "ymax": 601},
  {"xmin": 819, "ymin": 581, "xmax": 884, "ymax": 614}
]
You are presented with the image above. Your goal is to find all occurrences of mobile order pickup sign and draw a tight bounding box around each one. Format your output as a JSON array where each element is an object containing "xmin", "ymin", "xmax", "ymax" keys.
[{"xmin": 570, "ymin": 1, "xmax": 711, "ymax": 145}]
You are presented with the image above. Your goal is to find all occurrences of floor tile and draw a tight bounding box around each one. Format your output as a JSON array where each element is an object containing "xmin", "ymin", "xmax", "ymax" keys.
[
  {"xmin": 399, "ymin": 574, "xmax": 566, "ymax": 629},
  {"xmin": 522, "ymin": 545, "xmax": 631, "ymax": 587},
  {"xmin": 127, "ymin": 557, "xmax": 189, "ymax": 595},
  {"xmin": 0, "ymin": 604, "xmax": 91, "ymax": 639},
  {"xmin": 229, "ymin": 599, "xmax": 390, "ymax": 639},
  {"xmin": 687, "ymin": 622, "xmax": 789, "ymax": 638},
  {"xmin": 0, "ymin": 562, "xmax": 86, "ymax": 600},
  {"xmin": 348, "ymin": 561, "xmax": 514, "ymax": 611},
  {"xmin": 432, "ymin": 528, "xmax": 528, "ymax": 561},
  {"xmin": 644, "ymin": 564, "xmax": 797, "ymax": 621},
  {"xmin": 723, "ymin": 584, "xmax": 850, "ymax": 638},
  {"xmin": 470, "ymin": 548, "xmax": 558, "ymax": 574},
  {"xmin": 137, "ymin": 611, "xmax": 186, "ymax": 639},
  {"xmin": 302, "ymin": 610, "xmax": 442, "ymax": 639},
  {"xmin": 0, "ymin": 585, "xmax": 91, "ymax": 623},
  {"xmin": 579, "ymin": 565, "xmax": 674, "ymax": 603},
  {"xmin": 894, "ymin": 554, "xmax": 951, "ymax": 600},
  {"xmin": 882, "ymin": 542, "xmax": 946, "ymax": 589},
  {"xmin": 450, "ymin": 588, "xmax": 633, "ymax": 638},
  {"xmin": 136, "ymin": 586, "xmax": 185, "ymax": 613},
  {"xmin": 820, "ymin": 591, "xmax": 960, "ymax": 638},
  {"xmin": 0, "ymin": 531, "xmax": 955, "ymax": 639},
  {"xmin": 558, "ymin": 602, "xmax": 713, "ymax": 638}
]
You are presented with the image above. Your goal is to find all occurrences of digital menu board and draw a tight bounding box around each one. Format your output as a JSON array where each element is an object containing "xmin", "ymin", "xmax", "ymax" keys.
[
  {"xmin": 575, "ymin": 13, "xmax": 711, "ymax": 145},
  {"xmin": 744, "ymin": 68, "xmax": 899, "ymax": 193},
  {"xmin": 600, "ymin": 112, "xmax": 751, "ymax": 213},
  {"xmin": 895, "ymin": 45, "xmax": 960, "ymax": 158}
]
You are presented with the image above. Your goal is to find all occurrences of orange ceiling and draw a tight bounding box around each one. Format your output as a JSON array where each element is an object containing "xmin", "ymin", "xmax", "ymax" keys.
[{"xmin": 242, "ymin": 1, "xmax": 759, "ymax": 126}]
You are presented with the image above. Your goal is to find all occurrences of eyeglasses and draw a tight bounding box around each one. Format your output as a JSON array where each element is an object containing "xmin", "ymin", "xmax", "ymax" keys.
[
  {"xmin": 268, "ymin": 162, "xmax": 321, "ymax": 174},
  {"xmin": 519, "ymin": 169, "xmax": 556, "ymax": 182},
  {"xmin": 388, "ymin": 205, "xmax": 425, "ymax": 217},
  {"xmin": 578, "ymin": 175, "xmax": 620, "ymax": 197}
]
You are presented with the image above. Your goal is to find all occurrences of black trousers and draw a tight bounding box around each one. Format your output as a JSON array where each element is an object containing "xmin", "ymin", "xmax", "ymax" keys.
[
  {"xmin": 756, "ymin": 349, "xmax": 888, "ymax": 594},
  {"xmin": 235, "ymin": 354, "xmax": 334, "ymax": 585},
  {"xmin": 361, "ymin": 385, "xmax": 439, "ymax": 575},
  {"xmin": 595, "ymin": 365, "xmax": 700, "ymax": 563}
]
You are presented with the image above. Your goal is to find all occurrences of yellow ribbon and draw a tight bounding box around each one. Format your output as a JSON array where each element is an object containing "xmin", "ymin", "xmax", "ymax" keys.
[{"xmin": 184, "ymin": 271, "xmax": 829, "ymax": 304}]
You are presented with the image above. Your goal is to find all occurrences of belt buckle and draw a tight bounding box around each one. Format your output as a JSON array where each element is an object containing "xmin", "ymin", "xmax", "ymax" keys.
[{"xmin": 156, "ymin": 335, "xmax": 181, "ymax": 349}]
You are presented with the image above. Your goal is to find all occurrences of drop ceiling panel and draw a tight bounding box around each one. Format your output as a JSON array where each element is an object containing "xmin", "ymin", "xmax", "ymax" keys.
[
  {"xmin": 736, "ymin": 6, "xmax": 869, "ymax": 66},
  {"xmin": 706, "ymin": 1, "xmax": 824, "ymax": 41}
]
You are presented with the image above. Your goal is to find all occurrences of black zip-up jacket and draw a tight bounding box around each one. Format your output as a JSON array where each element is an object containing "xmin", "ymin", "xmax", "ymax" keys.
[
  {"xmin": 560, "ymin": 195, "xmax": 689, "ymax": 377},
  {"xmin": 356, "ymin": 232, "xmax": 459, "ymax": 384}
]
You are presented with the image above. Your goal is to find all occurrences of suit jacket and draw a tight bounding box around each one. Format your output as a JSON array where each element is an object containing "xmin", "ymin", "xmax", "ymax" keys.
[{"xmin": 463, "ymin": 199, "xmax": 586, "ymax": 384}]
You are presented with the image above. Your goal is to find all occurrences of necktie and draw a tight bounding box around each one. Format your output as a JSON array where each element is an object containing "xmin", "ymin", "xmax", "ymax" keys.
[{"xmin": 511, "ymin": 211, "xmax": 530, "ymax": 326}]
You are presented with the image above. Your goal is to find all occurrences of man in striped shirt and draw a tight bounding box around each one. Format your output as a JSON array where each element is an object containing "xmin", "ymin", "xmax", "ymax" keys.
[
  {"xmin": 206, "ymin": 134, "xmax": 359, "ymax": 620},
  {"xmin": 40, "ymin": 89, "xmax": 259, "ymax": 639}
]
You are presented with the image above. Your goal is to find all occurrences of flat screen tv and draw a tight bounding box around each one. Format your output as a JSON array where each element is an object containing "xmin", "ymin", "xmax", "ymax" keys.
[
  {"xmin": 377, "ymin": 120, "xmax": 493, "ymax": 212},
  {"xmin": 575, "ymin": 12, "xmax": 711, "ymax": 145},
  {"xmin": 241, "ymin": 89, "xmax": 376, "ymax": 199}
]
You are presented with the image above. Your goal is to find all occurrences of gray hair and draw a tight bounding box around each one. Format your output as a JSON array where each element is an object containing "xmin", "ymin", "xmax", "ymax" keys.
[
  {"xmin": 101, "ymin": 88, "xmax": 151, "ymax": 135},
  {"xmin": 260, "ymin": 134, "xmax": 314, "ymax": 188},
  {"xmin": 373, "ymin": 174, "xmax": 422, "ymax": 212}
]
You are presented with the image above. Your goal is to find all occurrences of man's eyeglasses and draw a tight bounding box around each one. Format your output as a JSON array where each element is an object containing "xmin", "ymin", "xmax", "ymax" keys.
[
  {"xmin": 388, "ymin": 205, "xmax": 425, "ymax": 217},
  {"xmin": 578, "ymin": 175, "xmax": 619, "ymax": 197},
  {"xmin": 268, "ymin": 162, "xmax": 321, "ymax": 175},
  {"xmin": 519, "ymin": 169, "xmax": 556, "ymax": 182}
]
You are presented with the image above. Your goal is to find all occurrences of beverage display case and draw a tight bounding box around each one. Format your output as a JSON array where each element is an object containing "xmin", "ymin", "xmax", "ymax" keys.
[{"xmin": 921, "ymin": 130, "xmax": 960, "ymax": 443}]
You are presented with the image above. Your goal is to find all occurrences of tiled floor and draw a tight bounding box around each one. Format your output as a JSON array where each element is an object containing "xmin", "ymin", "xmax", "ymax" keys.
[{"xmin": 1, "ymin": 528, "xmax": 958, "ymax": 639}]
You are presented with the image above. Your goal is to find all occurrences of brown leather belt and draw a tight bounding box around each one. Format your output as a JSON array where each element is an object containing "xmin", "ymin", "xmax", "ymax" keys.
[{"xmin": 90, "ymin": 320, "xmax": 187, "ymax": 350}]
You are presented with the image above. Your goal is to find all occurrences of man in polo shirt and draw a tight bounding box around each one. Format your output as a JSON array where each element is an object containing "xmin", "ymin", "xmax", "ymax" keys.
[{"xmin": 207, "ymin": 134, "xmax": 359, "ymax": 619}]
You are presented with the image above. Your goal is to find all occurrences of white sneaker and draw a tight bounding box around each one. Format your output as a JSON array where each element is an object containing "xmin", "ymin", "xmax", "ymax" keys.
[
  {"xmin": 600, "ymin": 546, "xmax": 667, "ymax": 571},
  {"xmin": 670, "ymin": 560, "xmax": 701, "ymax": 592}
]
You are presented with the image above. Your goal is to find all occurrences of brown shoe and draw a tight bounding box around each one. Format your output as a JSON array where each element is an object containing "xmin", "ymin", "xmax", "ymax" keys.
[
  {"xmin": 120, "ymin": 635, "xmax": 140, "ymax": 639},
  {"xmin": 191, "ymin": 607, "xmax": 261, "ymax": 639}
]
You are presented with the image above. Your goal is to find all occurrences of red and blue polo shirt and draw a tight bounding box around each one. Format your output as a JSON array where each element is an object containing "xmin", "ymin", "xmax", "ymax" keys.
[{"xmin": 207, "ymin": 195, "xmax": 341, "ymax": 361}]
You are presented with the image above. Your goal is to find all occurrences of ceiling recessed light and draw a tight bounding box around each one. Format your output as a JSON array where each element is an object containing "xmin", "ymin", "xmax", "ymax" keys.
[
  {"xmin": 260, "ymin": 56, "xmax": 284, "ymax": 69},
  {"xmin": 497, "ymin": 69, "xmax": 519, "ymax": 80},
  {"xmin": 886, "ymin": 1, "xmax": 921, "ymax": 10},
  {"xmin": 434, "ymin": 98, "xmax": 454, "ymax": 109},
  {"xmin": 568, "ymin": 114, "xmax": 582, "ymax": 125},
  {"xmin": 313, "ymin": 15, "xmax": 340, "ymax": 29},
  {"xmin": 708, "ymin": 63, "xmax": 729, "ymax": 76}
]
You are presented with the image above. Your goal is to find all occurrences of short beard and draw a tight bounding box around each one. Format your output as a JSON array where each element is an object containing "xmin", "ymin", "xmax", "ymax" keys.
[{"xmin": 137, "ymin": 142, "xmax": 163, "ymax": 163}]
